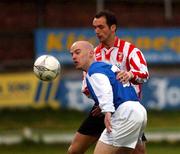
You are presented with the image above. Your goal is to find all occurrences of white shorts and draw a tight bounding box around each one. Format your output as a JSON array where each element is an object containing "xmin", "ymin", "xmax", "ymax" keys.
[{"xmin": 99, "ymin": 101, "xmax": 147, "ymax": 149}]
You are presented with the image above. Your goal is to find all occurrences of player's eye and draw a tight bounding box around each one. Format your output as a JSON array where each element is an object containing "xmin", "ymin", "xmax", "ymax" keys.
[
  {"xmin": 98, "ymin": 25, "xmax": 104, "ymax": 29},
  {"xmin": 75, "ymin": 50, "xmax": 81, "ymax": 55},
  {"xmin": 93, "ymin": 25, "xmax": 103, "ymax": 30}
]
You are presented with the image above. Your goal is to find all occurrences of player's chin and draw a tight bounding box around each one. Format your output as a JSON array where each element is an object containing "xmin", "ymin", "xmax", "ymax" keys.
[
  {"xmin": 99, "ymin": 37, "xmax": 105, "ymax": 42},
  {"xmin": 97, "ymin": 36, "xmax": 103, "ymax": 41},
  {"xmin": 75, "ymin": 64, "xmax": 81, "ymax": 70},
  {"xmin": 74, "ymin": 62, "xmax": 78, "ymax": 67}
]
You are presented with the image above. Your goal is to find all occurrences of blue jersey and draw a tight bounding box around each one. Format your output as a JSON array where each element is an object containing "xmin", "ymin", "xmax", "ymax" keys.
[{"xmin": 86, "ymin": 62, "xmax": 139, "ymax": 113}]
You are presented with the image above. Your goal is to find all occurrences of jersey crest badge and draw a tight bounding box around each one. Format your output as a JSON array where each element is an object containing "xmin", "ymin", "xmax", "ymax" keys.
[{"xmin": 117, "ymin": 52, "xmax": 123, "ymax": 62}]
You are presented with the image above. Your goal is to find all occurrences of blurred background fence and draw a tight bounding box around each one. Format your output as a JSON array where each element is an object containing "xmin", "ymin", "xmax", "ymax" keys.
[{"xmin": 0, "ymin": 0, "xmax": 180, "ymax": 153}]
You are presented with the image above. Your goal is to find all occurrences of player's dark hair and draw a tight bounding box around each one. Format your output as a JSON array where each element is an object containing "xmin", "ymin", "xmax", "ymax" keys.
[{"xmin": 94, "ymin": 10, "xmax": 117, "ymax": 29}]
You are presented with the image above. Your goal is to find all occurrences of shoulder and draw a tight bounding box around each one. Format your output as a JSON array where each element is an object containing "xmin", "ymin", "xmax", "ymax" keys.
[
  {"xmin": 118, "ymin": 38, "xmax": 136, "ymax": 48},
  {"xmin": 117, "ymin": 37, "xmax": 142, "ymax": 55},
  {"xmin": 88, "ymin": 62, "xmax": 112, "ymax": 76},
  {"xmin": 89, "ymin": 61, "xmax": 108, "ymax": 71}
]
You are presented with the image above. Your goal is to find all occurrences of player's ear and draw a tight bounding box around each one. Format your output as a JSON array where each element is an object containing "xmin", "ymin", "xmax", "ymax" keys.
[
  {"xmin": 111, "ymin": 24, "xmax": 116, "ymax": 32},
  {"xmin": 90, "ymin": 50, "xmax": 94, "ymax": 56}
]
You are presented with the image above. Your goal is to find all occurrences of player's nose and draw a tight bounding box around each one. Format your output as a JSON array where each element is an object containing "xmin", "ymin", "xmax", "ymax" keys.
[
  {"xmin": 94, "ymin": 27, "xmax": 100, "ymax": 34},
  {"xmin": 72, "ymin": 54, "xmax": 77, "ymax": 61}
]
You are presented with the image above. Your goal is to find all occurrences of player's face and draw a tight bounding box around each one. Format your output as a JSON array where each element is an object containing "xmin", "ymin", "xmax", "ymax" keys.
[
  {"xmin": 92, "ymin": 16, "xmax": 114, "ymax": 43},
  {"xmin": 70, "ymin": 46, "xmax": 89, "ymax": 71}
]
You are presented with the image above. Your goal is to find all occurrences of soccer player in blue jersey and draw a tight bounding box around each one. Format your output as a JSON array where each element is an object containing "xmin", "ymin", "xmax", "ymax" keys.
[{"xmin": 69, "ymin": 40, "xmax": 147, "ymax": 154}]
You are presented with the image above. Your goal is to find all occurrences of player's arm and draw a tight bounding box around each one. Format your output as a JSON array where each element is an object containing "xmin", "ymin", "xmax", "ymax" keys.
[
  {"xmin": 129, "ymin": 49, "xmax": 149, "ymax": 84},
  {"xmin": 87, "ymin": 73, "xmax": 115, "ymax": 132},
  {"xmin": 81, "ymin": 71, "xmax": 103, "ymax": 117},
  {"xmin": 117, "ymin": 48, "xmax": 149, "ymax": 84}
]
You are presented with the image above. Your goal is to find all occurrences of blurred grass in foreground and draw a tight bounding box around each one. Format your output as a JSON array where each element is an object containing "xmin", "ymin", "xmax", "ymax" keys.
[
  {"xmin": 0, "ymin": 108, "xmax": 179, "ymax": 132},
  {"xmin": 0, "ymin": 142, "xmax": 180, "ymax": 154},
  {"xmin": 0, "ymin": 108, "xmax": 180, "ymax": 153},
  {"xmin": 0, "ymin": 108, "xmax": 86, "ymax": 132},
  {"xmin": 147, "ymin": 110, "xmax": 180, "ymax": 132}
]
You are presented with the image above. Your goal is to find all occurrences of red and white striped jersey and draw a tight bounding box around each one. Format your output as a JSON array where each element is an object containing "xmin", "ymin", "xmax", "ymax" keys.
[{"xmin": 94, "ymin": 36, "xmax": 149, "ymax": 98}]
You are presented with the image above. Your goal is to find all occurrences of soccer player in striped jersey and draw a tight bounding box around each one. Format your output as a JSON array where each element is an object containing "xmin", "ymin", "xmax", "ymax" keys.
[
  {"xmin": 68, "ymin": 10, "xmax": 149, "ymax": 154},
  {"xmin": 69, "ymin": 40, "xmax": 147, "ymax": 154}
]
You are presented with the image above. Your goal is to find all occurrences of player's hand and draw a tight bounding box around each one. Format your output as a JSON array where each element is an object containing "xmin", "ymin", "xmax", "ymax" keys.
[
  {"xmin": 116, "ymin": 70, "xmax": 134, "ymax": 84},
  {"xmin": 104, "ymin": 112, "xmax": 112, "ymax": 133},
  {"xmin": 82, "ymin": 87, "xmax": 90, "ymax": 97},
  {"xmin": 91, "ymin": 106, "xmax": 102, "ymax": 117}
]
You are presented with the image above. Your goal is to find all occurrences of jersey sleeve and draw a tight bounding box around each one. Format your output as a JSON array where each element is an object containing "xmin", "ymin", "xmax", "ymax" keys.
[
  {"xmin": 87, "ymin": 73, "xmax": 115, "ymax": 113},
  {"xmin": 128, "ymin": 48, "xmax": 149, "ymax": 84}
]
